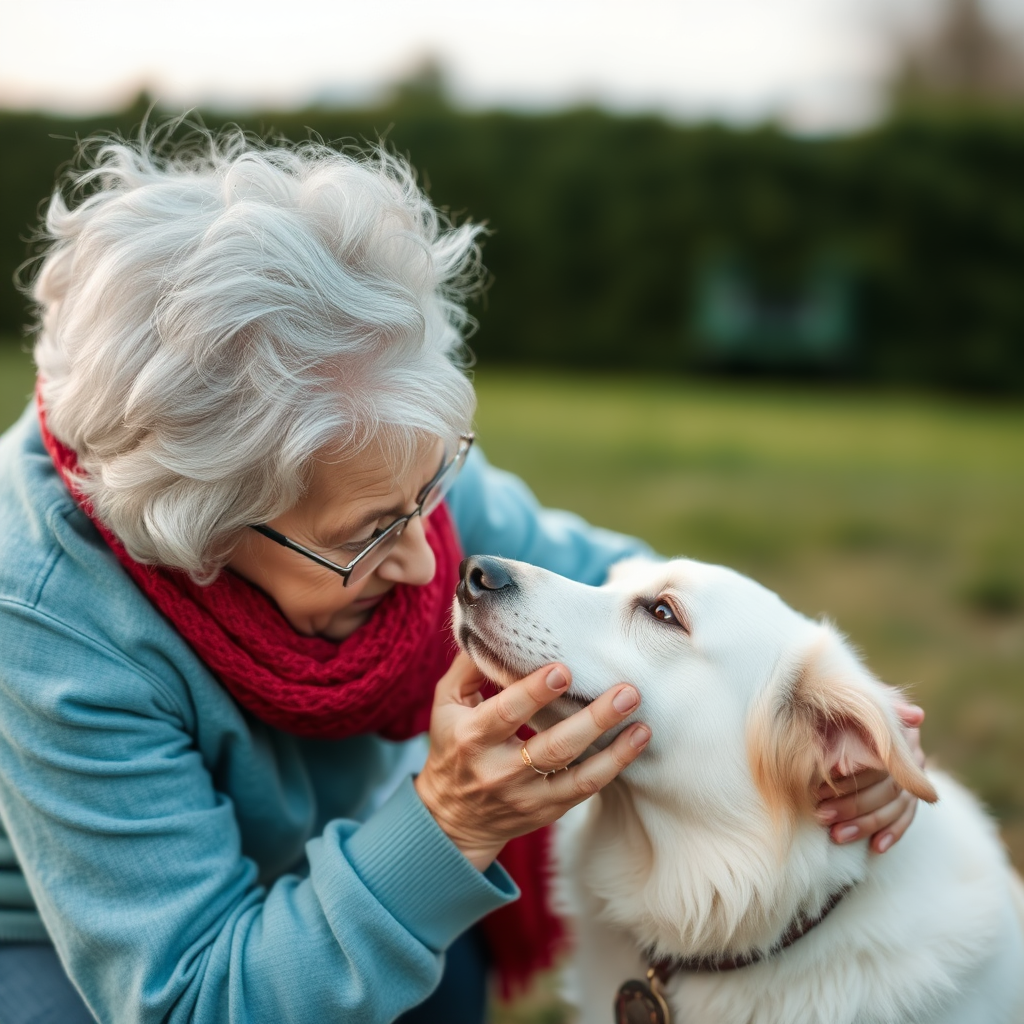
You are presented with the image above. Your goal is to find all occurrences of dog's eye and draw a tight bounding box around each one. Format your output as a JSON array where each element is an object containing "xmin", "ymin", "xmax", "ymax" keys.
[
  {"xmin": 637, "ymin": 595, "xmax": 689, "ymax": 632},
  {"xmin": 647, "ymin": 600, "xmax": 686, "ymax": 630}
]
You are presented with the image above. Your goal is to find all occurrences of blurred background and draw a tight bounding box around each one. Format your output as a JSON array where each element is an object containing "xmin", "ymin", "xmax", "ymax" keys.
[{"xmin": 1, "ymin": 1, "xmax": 1022, "ymax": 1020}]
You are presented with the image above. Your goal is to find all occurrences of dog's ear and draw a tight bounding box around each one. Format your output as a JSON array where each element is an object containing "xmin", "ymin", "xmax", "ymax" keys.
[{"xmin": 749, "ymin": 625, "xmax": 937, "ymax": 820}]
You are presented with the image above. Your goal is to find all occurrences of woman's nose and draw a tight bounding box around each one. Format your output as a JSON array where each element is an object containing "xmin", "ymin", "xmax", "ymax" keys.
[{"xmin": 375, "ymin": 515, "xmax": 436, "ymax": 587}]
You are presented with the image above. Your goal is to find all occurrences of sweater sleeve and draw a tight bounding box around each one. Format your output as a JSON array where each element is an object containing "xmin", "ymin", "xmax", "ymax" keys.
[
  {"xmin": 446, "ymin": 446, "xmax": 657, "ymax": 583},
  {"xmin": 0, "ymin": 598, "xmax": 516, "ymax": 1024}
]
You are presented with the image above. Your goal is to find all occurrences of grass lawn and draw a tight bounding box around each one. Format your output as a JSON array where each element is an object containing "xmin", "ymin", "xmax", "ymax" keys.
[
  {"xmin": 3, "ymin": 344, "xmax": 1023, "ymax": 1021},
  {"xmin": 0, "ymin": 343, "xmax": 33, "ymax": 427}
]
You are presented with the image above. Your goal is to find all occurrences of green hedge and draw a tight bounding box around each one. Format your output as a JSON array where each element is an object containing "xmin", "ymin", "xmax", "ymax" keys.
[{"xmin": 1, "ymin": 96, "xmax": 1022, "ymax": 391}]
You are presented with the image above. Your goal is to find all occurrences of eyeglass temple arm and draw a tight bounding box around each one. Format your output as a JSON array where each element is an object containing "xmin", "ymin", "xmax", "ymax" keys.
[{"xmin": 248, "ymin": 523, "xmax": 352, "ymax": 577}]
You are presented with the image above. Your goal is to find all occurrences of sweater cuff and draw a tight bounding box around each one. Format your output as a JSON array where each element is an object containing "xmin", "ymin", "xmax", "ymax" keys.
[{"xmin": 340, "ymin": 775, "xmax": 518, "ymax": 951}]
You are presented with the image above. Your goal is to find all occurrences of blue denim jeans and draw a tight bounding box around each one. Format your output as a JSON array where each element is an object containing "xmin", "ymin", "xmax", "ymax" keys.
[{"xmin": 0, "ymin": 927, "xmax": 490, "ymax": 1024}]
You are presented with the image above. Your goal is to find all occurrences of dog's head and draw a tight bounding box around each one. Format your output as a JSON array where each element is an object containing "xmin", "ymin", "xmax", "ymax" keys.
[{"xmin": 454, "ymin": 554, "xmax": 936, "ymax": 817}]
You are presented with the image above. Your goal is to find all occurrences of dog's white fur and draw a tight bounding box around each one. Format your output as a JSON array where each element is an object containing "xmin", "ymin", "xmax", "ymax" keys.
[{"xmin": 455, "ymin": 556, "xmax": 1024, "ymax": 1024}]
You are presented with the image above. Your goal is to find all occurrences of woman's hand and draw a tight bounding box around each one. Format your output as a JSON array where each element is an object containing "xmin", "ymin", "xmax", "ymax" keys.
[
  {"xmin": 815, "ymin": 702, "xmax": 927, "ymax": 853},
  {"xmin": 415, "ymin": 653, "xmax": 651, "ymax": 871}
]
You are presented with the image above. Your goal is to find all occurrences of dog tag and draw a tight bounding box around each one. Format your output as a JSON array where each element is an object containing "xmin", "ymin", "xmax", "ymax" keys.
[{"xmin": 614, "ymin": 973, "xmax": 671, "ymax": 1024}]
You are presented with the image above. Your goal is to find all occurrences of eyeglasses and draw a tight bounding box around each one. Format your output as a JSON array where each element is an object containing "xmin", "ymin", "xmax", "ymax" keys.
[{"xmin": 249, "ymin": 433, "xmax": 474, "ymax": 587}]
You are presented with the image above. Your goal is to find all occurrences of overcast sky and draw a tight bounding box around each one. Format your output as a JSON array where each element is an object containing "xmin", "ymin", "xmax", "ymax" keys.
[{"xmin": 2, "ymin": 0, "xmax": 1022, "ymax": 132}]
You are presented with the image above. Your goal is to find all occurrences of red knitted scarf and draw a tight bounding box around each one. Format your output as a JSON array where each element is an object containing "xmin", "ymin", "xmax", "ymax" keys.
[{"xmin": 38, "ymin": 395, "xmax": 564, "ymax": 997}]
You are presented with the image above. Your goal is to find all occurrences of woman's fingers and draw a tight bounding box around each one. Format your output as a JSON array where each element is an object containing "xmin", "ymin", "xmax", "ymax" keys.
[
  {"xmin": 522, "ymin": 684, "xmax": 641, "ymax": 773},
  {"xmin": 817, "ymin": 774, "xmax": 901, "ymax": 830},
  {"xmin": 811, "ymin": 699, "xmax": 928, "ymax": 851},
  {"xmin": 904, "ymin": 726, "xmax": 926, "ymax": 768},
  {"xmin": 434, "ymin": 651, "xmax": 488, "ymax": 705},
  {"xmin": 828, "ymin": 786, "xmax": 916, "ymax": 848},
  {"xmin": 419, "ymin": 656, "xmax": 654, "ymax": 871},
  {"xmin": 869, "ymin": 793, "xmax": 918, "ymax": 854},
  {"xmin": 816, "ymin": 771, "xmax": 918, "ymax": 850},
  {"xmin": 812, "ymin": 704, "xmax": 928, "ymax": 853},
  {"xmin": 549, "ymin": 722, "xmax": 651, "ymax": 801},
  {"xmin": 815, "ymin": 767, "xmax": 889, "ymax": 802},
  {"xmin": 471, "ymin": 662, "xmax": 572, "ymax": 743},
  {"xmin": 895, "ymin": 700, "xmax": 925, "ymax": 729}
]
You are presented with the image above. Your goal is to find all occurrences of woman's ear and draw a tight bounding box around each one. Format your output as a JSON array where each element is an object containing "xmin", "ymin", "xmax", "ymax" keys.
[{"xmin": 749, "ymin": 625, "xmax": 937, "ymax": 820}]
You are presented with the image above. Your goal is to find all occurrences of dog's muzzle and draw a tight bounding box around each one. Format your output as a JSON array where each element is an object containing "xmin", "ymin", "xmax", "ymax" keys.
[{"xmin": 457, "ymin": 555, "xmax": 517, "ymax": 606}]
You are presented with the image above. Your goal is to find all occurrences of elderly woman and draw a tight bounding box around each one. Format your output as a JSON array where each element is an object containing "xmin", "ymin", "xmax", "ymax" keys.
[{"xmin": 0, "ymin": 131, "xmax": 923, "ymax": 1024}]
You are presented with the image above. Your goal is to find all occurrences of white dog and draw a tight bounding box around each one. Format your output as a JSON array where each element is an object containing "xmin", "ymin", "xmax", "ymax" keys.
[{"xmin": 454, "ymin": 554, "xmax": 1024, "ymax": 1024}]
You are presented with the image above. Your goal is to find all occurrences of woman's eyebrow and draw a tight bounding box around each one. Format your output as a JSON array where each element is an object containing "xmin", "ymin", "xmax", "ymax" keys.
[{"xmin": 315, "ymin": 504, "xmax": 408, "ymax": 547}]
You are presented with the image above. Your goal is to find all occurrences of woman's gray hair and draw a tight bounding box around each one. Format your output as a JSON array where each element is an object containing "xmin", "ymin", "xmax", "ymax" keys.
[{"xmin": 29, "ymin": 126, "xmax": 482, "ymax": 581}]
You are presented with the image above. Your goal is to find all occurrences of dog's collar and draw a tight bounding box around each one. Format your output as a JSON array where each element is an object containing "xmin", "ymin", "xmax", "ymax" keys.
[
  {"xmin": 656, "ymin": 884, "xmax": 853, "ymax": 974},
  {"xmin": 615, "ymin": 886, "xmax": 852, "ymax": 1024}
]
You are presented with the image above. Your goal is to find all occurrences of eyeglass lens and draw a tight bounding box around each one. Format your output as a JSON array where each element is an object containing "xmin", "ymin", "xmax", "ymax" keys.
[
  {"xmin": 420, "ymin": 443, "xmax": 470, "ymax": 516},
  {"xmin": 347, "ymin": 519, "xmax": 407, "ymax": 584},
  {"xmin": 347, "ymin": 441, "xmax": 470, "ymax": 584}
]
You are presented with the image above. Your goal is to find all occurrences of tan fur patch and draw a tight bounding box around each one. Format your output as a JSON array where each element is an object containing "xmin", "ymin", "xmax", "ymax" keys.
[{"xmin": 749, "ymin": 632, "xmax": 937, "ymax": 822}]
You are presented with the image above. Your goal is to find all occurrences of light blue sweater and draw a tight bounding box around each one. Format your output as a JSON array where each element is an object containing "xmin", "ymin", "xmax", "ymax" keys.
[{"xmin": 0, "ymin": 403, "xmax": 650, "ymax": 1023}]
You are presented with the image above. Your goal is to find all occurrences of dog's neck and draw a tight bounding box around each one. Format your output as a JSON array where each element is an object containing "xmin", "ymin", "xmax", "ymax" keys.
[{"xmin": 578, "ymin": 777, "xmax": 868, "ymax": 962}]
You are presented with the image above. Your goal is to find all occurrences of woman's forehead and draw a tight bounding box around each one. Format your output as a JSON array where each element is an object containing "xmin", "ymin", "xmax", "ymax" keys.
[{"xmin": 298, "ymin": 435, "xmax": 445, "ymax": 530}]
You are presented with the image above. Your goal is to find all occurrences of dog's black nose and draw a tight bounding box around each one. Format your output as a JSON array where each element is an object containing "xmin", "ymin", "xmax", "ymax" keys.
[{"xmin": 459, "ymin": 556, "xmax": 515, "ymax": 604}]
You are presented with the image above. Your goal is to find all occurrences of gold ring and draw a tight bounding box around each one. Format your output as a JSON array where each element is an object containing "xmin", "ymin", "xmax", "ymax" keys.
[{"xmin": 520, "ymin": 745, "xmax": 568, "ymax": 778}]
